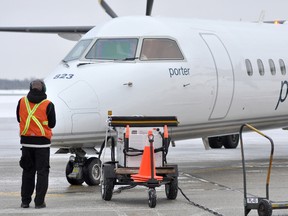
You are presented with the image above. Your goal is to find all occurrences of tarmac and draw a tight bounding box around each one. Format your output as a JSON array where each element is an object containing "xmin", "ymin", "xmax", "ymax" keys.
[{"xmin": 1, "ymin": 117, "xmax": 288, "ymax": 216}]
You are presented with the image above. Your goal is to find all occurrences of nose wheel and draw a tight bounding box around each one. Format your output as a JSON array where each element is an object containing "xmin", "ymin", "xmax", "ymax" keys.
[
  {"xmin": 83, "ymin": 157, "xmax": 101, "ymax": 186},
  {"xmin": 65, "ymin": 156, "xmax": 101, "ymax": 186}
]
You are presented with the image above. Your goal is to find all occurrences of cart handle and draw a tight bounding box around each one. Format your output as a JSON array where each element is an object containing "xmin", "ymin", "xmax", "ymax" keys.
[
  {"xmin": 108, "ymin": 116, "xmax": 179, "ymax": 127},
  {"xmin": 239, "ymin": 124, "xmax": 274, "ymax": 201},
  {"xmin": 125, "ymin": 125, "xmax": 130, "ymax": 139}
]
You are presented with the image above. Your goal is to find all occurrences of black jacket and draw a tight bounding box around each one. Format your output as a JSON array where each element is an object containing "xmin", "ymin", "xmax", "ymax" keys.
[{"xmin": 16, "ymin": 89, "xmax": 56, "ymax": 145}]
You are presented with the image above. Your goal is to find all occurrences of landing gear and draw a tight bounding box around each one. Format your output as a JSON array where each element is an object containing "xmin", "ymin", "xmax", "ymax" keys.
[
  {"xmin": 223, "ymin": 134, "xmax": 239, "ymax": 149},
  {"xmin": 208, "ymin": 134, "xmax": 239, "ymax": 149},
  {"xmin": 65, "ymin": 156, "xmax": 101, "ymax": 186},
  {"xmin": 208, "ymin": 136, "xmax": 224, "ymax": 149},
  {"xmin": 83, "ymin": 157, "xmax": 101, "ymax": 186},
  {"xmin": 66, "ymin": 161, "xmax": 84, "ymax": 185}
]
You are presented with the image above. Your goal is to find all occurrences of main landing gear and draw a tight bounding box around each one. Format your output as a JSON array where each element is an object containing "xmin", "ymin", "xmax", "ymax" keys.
[
  {"xmin": 65, "ymin": 150, "xmax": 101, "ymax": 186},
  {"xmin": 208, "ymin": 134, "xmax": 239, "ymax": 149}
]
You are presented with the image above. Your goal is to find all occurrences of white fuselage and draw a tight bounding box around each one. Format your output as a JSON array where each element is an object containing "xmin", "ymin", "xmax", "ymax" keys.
[{"xmin": 45, "ymin": 16, "xmax": 288, "ymax": 148}]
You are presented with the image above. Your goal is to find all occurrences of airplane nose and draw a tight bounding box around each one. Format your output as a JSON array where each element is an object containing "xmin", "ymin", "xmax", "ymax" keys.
[
  {"xmin": 45, "ymin": 88, "xmax": 71, "ymax": 136},
  {"xmin": 57, "ymin": 81, "xmax": 99, "ymax": 110},
  {"xmin": 54, "ymin": 80, "xmax": 101, "ymax": 135}
]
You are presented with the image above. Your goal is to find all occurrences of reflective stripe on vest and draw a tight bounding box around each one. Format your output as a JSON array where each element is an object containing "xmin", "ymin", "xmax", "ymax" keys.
[{"xmin": 21, "ymin": 97, "xmax": 47, "ymax": 137}]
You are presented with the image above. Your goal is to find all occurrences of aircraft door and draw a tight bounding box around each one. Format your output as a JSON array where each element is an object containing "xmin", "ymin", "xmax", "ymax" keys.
[{"xmin": 200, "ymin": 33, "xmax": 234, "ymax": 119}]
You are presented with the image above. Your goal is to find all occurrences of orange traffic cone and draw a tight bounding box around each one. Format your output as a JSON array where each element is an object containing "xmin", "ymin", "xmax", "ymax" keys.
[{"xmin": 131, "ymin": 145, "xmax": 163, "ymax": 182}]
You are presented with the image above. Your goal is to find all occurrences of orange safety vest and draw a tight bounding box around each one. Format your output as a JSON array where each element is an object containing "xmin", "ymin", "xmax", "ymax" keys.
[{"xmin": 19, "ymin": 97, "xmax": 52, "ymax": 140}]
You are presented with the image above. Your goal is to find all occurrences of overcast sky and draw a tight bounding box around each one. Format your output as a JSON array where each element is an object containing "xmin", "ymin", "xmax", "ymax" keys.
[{"xmin": 0, "ymin": 0, "xmax": 287, "ymax": 80}]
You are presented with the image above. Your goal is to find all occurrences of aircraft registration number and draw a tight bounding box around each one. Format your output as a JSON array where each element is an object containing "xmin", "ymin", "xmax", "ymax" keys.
[{"xmin": 53, "ymin": 74, "xmax": 74, "ymax": 79}]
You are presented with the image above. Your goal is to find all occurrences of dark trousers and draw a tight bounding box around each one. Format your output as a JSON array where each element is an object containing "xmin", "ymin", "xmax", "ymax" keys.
[{"xmin": 20, "ymin": 146, "xmax": 50, "ymax": 205}]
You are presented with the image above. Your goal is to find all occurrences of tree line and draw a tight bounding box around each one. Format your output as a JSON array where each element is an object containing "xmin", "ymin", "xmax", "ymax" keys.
[{"xmin": 0, "ymin": 79, "xmax": 35, "ymax": 90}]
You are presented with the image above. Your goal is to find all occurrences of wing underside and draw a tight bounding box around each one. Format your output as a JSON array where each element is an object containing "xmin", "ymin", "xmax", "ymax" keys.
[{"xmin": 0, "ymin": 26, "xmax": 94, "ymax": 41}]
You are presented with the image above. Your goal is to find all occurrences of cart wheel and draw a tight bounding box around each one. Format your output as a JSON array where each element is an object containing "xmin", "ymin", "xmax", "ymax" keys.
[
  {"xmin": 148, "ymin": 188, "xmax": 157, "ymax": 208},
  {"xmin": 165, "ymin": 176, "xmax": 178, "ymax": 200},
  {"xmin": 100, "ymin": 168, "xmax": 114, "ymax": 201},
  {"xmin": 258, "ymin": 199, "xmax": 272, "ymax": 216}
]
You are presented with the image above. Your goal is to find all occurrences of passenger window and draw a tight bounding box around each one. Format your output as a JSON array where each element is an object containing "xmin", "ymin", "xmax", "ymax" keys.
[
  {"xmin": 245, "ymin": 59, "xmax": 253, "ymax": 76},
  {"xmin": 279, "ymin": 59, "xmax": 286, "ymax": 75},
  {"xmin": 269, "ymin": 59, "xmax": 276, "ymax": 75},
  {"xmin": 140, "ymin": 38, "xmax": 184, "ymax": 60},
  {"xmin": 257, "ymin": 59, "xmax": 265, "ymax": 76}
]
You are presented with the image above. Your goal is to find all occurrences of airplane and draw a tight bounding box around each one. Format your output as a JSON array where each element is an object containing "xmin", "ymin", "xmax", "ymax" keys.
[{"xmin": 1, "ymin": 0, "xmax": 288, "ymax": 186}]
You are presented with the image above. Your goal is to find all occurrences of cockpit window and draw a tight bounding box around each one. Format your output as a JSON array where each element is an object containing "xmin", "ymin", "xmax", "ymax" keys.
[
  {"xmin": 63, "ymin": 39, "xmax": 92, "ymax": 62},
  {"xmin": 85, "ymin": 38, "xmax": 138, "ymax": 60},
  {"xmin": 140, "ymin": 38, "xmax": 184, "ymax": 61}
]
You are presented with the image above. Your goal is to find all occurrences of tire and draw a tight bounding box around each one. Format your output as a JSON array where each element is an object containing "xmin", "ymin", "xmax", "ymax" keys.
[
  {"xmin": 165, "ymin": 177, "xmax": 178, "ymax": 200},
  {"xmin": 223, "ymin": 134, "xmax": 239, "ymax": 149},
  {"xmin": 208, "ymin": 137, "xmax": 224, "ymax": 149},
  {"xmin": 83, "ymin": 157, "xmax": 101, "ymax": 186},
  {"xmin": 65, "ymin": 161, "xmax": 84, "ymax": 185},
  {"xmin": 148, "ymin": 188, "xmax": 157, "ymax": 208},
  {"xmin": 258, "ymin": 199, "xmax": 272, "ymax": 216},
  {"xmin": 101, "ymin": 166, "xmax": 114, "ymax": 201}
]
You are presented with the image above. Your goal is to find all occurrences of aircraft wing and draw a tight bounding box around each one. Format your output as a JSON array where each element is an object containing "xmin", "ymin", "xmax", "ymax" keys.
[
  {"xmin": 264, "ymin": 20, "xmax": 286, "ymax": 24},
  {"xmin": 0, "ymin": 26, "xmax": 94, "ymax": 41}
]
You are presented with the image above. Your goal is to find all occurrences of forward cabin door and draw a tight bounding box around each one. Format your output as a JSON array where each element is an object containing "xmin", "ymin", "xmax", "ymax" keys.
[{"xmin": 200, "ymin": 33, "xmax": 235, "ymax": 120}]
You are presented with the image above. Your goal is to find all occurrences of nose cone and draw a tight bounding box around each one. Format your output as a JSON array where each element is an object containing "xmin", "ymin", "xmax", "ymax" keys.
[
  {"xmin": 57, "ymin": 80, "xmax": 99, "ymax": 110},
  {"xmin": 57, "ymin": 80, "xmax": 101, "ymax": 135},
  {"xmin": 45, "ymin": 82, "xmax": 71, "ymax": 137},
  {"xmin": 44, "ymin": 77, "xmax": 102, "ymax": 146}
]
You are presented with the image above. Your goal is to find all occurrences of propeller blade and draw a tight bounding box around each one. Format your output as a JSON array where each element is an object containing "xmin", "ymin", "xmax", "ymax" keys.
[
  {"xmin": 146, "ymin": 0, "xmax": 154, "ymax": 16},
  {"xmin": 99, "ymin": 0, "xmax": 118, "ymax": 18}
]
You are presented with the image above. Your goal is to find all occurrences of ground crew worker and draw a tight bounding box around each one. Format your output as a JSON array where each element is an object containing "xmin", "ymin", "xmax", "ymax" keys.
[{"xmin": 16, "ymin": 79, "xmax": 56, "ymax": 209}]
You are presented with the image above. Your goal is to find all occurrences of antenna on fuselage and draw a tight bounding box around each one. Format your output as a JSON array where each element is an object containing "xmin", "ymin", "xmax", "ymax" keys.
[{"xmin": 98, "ymin": 0, "xmax": 154, "ymax": 18}]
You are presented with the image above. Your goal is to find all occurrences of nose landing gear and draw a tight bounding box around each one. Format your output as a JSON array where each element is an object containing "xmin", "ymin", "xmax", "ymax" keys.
[{"xmin": 66, "ymin": 153, "xmax": 101, "ymax": 186}]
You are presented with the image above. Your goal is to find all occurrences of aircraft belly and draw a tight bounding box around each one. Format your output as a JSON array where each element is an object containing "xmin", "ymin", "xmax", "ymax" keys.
[{"xmin": 51, "ymin": 130, "xmax": 106, "ymax": 149}]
